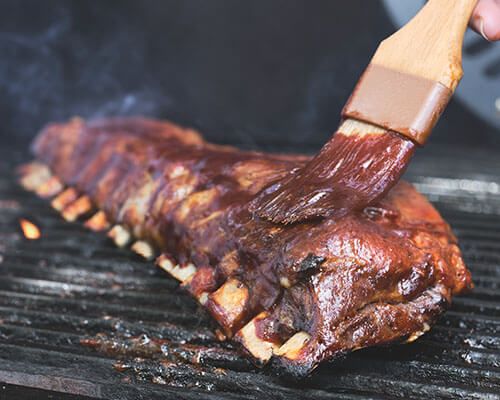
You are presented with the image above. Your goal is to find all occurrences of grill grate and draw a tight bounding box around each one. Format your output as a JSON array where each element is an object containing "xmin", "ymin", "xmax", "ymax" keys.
[{"xmin": 1, "ymin": 146, "xmax": 500, "ymax": 399}]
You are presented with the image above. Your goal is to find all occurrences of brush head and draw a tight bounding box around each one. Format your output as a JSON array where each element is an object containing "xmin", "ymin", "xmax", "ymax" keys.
[{"xmin": 250, "ymin": 123, "xmax": 415, "ymax": 224}]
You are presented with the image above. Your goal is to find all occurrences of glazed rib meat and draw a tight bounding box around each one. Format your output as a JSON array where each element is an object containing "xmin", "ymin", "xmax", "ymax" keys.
[{"xmin": 23, "ymin": 117, "xmax": 472, "ymax": 376}]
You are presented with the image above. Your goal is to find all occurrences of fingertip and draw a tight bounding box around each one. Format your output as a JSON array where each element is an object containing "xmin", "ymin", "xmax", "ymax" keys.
[
  {"xmin": 473, "ymin": 17, "xmax": 491, "ymax": 41},
  {"xmin": 483, "ymin": 24, "xmax": 500, "ymax": 42},
  {"xmin": 472, "ymin": 0, "xmax": 500, "ymax": 41}
]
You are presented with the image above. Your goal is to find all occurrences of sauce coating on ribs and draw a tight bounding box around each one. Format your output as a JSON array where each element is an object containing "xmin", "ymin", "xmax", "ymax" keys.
[{"xmin": 28, "ymin": 117, "xmax": 472, "ymax": 375}]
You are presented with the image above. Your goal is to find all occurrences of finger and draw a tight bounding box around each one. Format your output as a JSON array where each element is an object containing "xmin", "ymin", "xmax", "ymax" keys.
[{"xmin": 470, "ymin": 0, "xmax": 500, "ymax": 41}]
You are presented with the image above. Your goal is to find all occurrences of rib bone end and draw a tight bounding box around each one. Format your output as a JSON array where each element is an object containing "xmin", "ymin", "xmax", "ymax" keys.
[
  {"xmin": 198, "ymin": 292, "xmax": 209, "ymax": 305},
  {"xmin": 84, "ymin": 211, "xmax": 110, "ymax": 232},
  {"xmin": 51, "ymin": 188, "xmax": 79, "ymax": 212},
  {"xmin": 406, "ymin": 322, "xmax": 431, "ymax": 343},
  {"xmin": 234, "ymin": 312, "xmax": 279, "ymax": 365},
  {"xmin": 61, "ymin": 195, "xmax": 92, "ymax": 222},
  {"xmin": 107, "ymin": 225, "xmax": 131, "ymax": 247},
  {"xmin": 35, "ymin": 176, "xmax": 64, "ymax": 198},
  {"xmin": 274, "ymin": 331, "xmax": 310, "ymax": 359},
  {"xmin": 18, "ymin": 162, "xmax": 51, "ymax": 191},
  {"xmin": 131, "ymin": 240, "xmax": 155, "ymax": 260},
  {"xmin": 206, "ymin": 279, "xmax": 249, "ymax": 336},
  {"xmin": 156, "ymin": 255, "xmax": 197, "ymax": 282}
]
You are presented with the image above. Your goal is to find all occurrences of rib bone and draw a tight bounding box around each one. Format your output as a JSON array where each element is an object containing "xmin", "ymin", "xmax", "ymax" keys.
[
  {"xmin": 18, "ymin": 162, "xmax": 51, "ymax": 191},
  {"xmin": 198, "ymin": 292, "xmax": 209, "ymax": 305},
  {"xmin": 234, "ymin": 312, "xmax": 279, "ymax": 365},
  {"xmin": 107, "ymin": 225, "xmax": 131, "ymax": 247},
  {"xmin": 51, "ymin": 188, "xmax": 78, "ymax": 211},
  {"xmin": 61, "ymin": 195, "xmax": 92, "ymax": 222},
  {"xmin": 156, "ymin": 255, "xmax": 197, "ymax": 282},
  {"xmin": 84, "ymin": 211, "xmax": 110, "ymax": 232},
  {"xmin": 406, "ymin": 322, "xmax": 431, "ymax": 343},
  {"xmin": 274, "ymin": 331, "xmax": 310, "ymax": 359},
  {"xmin": 35, "ymin": 176, "xmax": 64, "ymax": 198},
  {"xmin": 206, "ymin": 279, "xmax": 249, "ymax": 336},
  {"xmin": 131, "ymin": 240, "xmax": 155, "ymax": 259}
]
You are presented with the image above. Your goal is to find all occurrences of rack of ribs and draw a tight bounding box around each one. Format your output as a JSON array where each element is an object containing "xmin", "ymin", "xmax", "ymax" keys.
[{"xmin": 19, "ymin": 117, "xmax": 472, "ymax": 376}]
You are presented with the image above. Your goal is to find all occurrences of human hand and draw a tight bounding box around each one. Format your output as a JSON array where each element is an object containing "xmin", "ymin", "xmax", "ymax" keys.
[{"xmin": 470, "ymin": 0, "xmax": 500, "ymax": 41}]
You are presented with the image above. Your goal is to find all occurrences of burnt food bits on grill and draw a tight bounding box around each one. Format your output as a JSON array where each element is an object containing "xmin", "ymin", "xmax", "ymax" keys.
[{"xmin": 18, "ymin": 117, "xmax": 473, "ymax": 375}]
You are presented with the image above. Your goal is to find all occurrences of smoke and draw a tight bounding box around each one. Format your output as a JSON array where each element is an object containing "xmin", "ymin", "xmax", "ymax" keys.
[
  {"xmin": 0, "ymin": 1, "xmax": 173, "ymax": 146},
  {"xmin": 0, "ymin": 0, "xmax": 360, "ymax": 150},
  {"xmin": 0, "ymin": 6, "xmax": 68, "ymax": 121},
  {"xmin": 88, "ymin": 91, "xmax": 172, "ymax": 120}
]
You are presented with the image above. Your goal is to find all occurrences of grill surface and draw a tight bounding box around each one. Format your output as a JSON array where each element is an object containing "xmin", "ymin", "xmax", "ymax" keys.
[{"xmin": 0, "ymin": 145, "xmax": 499, "ymax": 399}]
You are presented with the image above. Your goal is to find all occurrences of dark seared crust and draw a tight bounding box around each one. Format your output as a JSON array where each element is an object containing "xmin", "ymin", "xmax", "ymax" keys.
[
  {"xmin": 270, "ymin": 285, "xmax": 449, "ymax": 376},
  {"xmin": 30, "ymin": 117, "xmax": 473, "ymax": 375}
]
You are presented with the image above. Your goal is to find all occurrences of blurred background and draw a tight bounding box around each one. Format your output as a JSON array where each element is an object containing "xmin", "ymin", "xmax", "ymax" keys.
[{"xmin": 1, "ymin": 0, "xmax": 499, "ymax": 152}]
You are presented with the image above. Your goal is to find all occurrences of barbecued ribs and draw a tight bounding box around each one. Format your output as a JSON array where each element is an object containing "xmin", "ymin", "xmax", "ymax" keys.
[{"xmin": 20, "ymin": 117, "xmax": 472, "ymax": 376}]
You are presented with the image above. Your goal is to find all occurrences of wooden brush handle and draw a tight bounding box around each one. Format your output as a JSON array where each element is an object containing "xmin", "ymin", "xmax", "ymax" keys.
[
  {"xmin": 342, "ymin": 0, "xmax": 478, "ymax": 145},
  {"xmin": 372, "ymin": 0, "xmax": 478, "ymax": 91}
]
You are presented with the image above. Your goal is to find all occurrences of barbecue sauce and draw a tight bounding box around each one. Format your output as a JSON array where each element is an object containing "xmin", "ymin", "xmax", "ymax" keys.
[{"xmin": 251, "ymin": 129, "xmax": 416, "ymax": 224}]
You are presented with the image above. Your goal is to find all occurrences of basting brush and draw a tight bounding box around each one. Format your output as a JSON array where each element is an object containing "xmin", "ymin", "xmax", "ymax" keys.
[{"xmin": 251, "ymin": 0, "xmax": 478, "ymax": 224}]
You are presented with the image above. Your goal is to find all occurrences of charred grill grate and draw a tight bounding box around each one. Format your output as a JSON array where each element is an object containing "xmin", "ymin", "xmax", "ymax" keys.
[{"xmin": 0, "ymin": 146, "xmax": 499, "ymax": 399}]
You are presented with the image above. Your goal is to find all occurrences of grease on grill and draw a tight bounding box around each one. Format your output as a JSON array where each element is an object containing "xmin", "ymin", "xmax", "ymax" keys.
[{"xmin": 81, "ymin": 333, "xmax": 252, "ymax": 389}]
